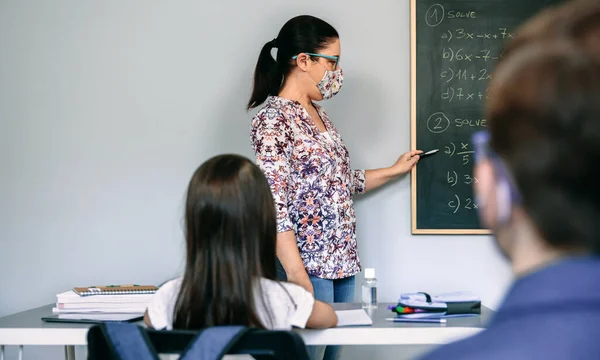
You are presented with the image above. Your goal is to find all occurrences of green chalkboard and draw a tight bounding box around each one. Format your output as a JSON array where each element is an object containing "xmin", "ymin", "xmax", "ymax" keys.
[{"xmin": 410, "ymin": 0, "xmax": 562, "ymax": 234}]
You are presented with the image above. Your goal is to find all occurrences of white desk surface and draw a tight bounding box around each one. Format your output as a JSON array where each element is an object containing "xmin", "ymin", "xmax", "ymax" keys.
[{"xmin": 0, "ymin": 303, "xmax": 490, "ymax": 346}]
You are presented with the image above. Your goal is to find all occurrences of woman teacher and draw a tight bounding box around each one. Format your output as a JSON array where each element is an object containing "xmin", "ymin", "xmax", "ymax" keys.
[{"xmin": 248, "ymin": 15, "xmax": 421, "ymax": 360}]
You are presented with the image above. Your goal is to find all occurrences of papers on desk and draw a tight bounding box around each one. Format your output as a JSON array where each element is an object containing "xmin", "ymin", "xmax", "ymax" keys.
[
  {"xmin": 395, "ymin": 313, "xmax": 479, "ymax": 319},
  {"xmin": 52, "ymin": 307, "xmax": 147, "ymax": 314},
  {"xmin": 57, "ymin": 291, "xmax": 154, "ymax": 304},
  {"xmin": 57, "ymin": 313, "xmax": 144, "ymax": 321},
  {"xmin": 49, "ymin": 290, "xmax": 152, "ymax": 316},
  {"xmin": 335, "ymin": 309, "xmax": 373, "ymax": 327}
]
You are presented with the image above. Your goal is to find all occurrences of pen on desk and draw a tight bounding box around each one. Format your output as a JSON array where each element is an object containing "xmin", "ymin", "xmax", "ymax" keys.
[{"xmin": 385, "ymin": 318, "xmax": 446, "ymax": 324}]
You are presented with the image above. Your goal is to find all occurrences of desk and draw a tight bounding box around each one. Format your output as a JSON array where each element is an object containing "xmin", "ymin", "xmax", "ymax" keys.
[
  {"xmin": 0, "ymin": 303, "xmax": 491, "ymax": 359},
  {"xmin": 298, "ymin": 303, "xmax": 489, "ymax": 346}
]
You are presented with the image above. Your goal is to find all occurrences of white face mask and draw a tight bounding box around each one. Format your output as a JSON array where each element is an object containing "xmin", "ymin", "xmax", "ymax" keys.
[{"xmin": 310, "ymin": 62, "xmax": 343, "ymax": 100}]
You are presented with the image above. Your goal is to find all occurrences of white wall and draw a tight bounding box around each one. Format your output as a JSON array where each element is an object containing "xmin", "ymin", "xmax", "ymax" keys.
[{"xmin": 0, "ymin": 0, "xmax": 511, "ymax": 345}]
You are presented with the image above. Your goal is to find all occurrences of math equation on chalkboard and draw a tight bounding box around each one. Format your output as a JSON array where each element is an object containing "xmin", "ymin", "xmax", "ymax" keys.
[{"xmin": 410, "ymin": 0, "xmax": 561, "ymax": 234}]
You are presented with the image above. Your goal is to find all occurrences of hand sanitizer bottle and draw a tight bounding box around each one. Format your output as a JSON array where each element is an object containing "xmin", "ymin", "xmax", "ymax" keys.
[{"xmin": 361, "ymin": 268, "xmax": 378, "ymax": 309}]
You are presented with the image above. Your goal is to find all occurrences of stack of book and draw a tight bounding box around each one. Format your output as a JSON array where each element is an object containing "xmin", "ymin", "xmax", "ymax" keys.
[{"xmin": 52, "ymin": 285, "xmax": 158, "ymax": 321}]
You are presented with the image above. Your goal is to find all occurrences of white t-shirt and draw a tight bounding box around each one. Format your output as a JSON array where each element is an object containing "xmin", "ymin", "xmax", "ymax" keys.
[{"xmin": 147, "ymin": 277, "xmax": 315, "ymax": 331}]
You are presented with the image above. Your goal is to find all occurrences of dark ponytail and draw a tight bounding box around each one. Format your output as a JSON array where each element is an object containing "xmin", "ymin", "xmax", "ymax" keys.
[
  {"xmin": 246, "ymin": 15, "xmax": 339, "ymax": 110},
  {"xmin": 247, "ymin": 39, "xmax": 282, "ymax": 110}
]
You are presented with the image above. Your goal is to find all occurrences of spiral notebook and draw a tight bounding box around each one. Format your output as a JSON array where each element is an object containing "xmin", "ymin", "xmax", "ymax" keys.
[{"xmin": 73, "ymin": 285, "xmax": 158, "ymax": 296}]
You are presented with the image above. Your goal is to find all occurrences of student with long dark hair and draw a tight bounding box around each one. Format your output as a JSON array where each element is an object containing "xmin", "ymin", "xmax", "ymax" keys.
[
  {"xmin": 144, "ymin": 154, "xmax": 337, "ymax": 331},
  {"xmin": 248, "ymin": 15, "xmax": 421, "ymax": 360}
]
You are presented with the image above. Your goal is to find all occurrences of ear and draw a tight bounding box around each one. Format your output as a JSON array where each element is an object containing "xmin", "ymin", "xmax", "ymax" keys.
[{"xmin": 295, "ymin": 53, "xmax": 311, "ymax": 72}]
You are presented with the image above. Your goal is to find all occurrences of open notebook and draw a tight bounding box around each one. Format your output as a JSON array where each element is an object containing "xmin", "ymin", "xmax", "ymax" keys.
[{"xmin": 335, "ymin": 309, "xmax": 373, "ymax": 327}]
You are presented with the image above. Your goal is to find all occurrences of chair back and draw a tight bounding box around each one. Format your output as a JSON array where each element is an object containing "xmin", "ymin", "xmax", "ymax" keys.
[{"xmin": 87, "ymin": 323, "xmax": 310, "ymax": 360}]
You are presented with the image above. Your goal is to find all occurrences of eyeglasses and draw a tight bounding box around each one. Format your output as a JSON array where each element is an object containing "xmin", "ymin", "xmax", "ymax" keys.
[
  {"xmin": 471, "ymin": 130, "xmax": 521, "ymax": 203},
  {"xmin": 472, "ymin": 130, "xmax": 494, "ymax": 164},
  {"xmin": 292, "ymin": 53, "xmax": 340, "ymax": 69}
]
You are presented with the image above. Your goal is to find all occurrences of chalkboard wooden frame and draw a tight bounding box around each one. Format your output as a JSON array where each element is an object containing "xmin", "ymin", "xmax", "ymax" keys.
[{"xmin": 409, "ymin": 0, "xmax": 491, "ymax": 235}]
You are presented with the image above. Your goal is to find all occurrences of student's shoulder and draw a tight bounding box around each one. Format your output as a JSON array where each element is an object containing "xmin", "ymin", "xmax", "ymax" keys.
[
  {"xmin": 259, "ymin": 278, "xmax": 313, "ymax": 304},
  {"xmin": 258, "ymin": 278, "xmax": 315, "ymax": 329},
  {"xmin": 155, "ymin": 277, "xmax": 183, "ymax": 298},
  {"xmin": 147, "ymin": 277, "xmax": 183, "ymax": 330}
]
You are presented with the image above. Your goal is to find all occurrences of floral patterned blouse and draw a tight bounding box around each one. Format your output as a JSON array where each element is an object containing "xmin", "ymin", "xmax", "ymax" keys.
[{"xmin": 250, "ymin": 96, "xmax": 365, "ymax": 280}]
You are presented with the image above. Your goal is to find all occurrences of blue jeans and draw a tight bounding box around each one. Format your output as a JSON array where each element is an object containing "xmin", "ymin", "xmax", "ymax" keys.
[
  {"xmin": 308, "ymin": 274, "xmax": 355, "ymax": 360},
  {"xmin": 276, "ymin": 261, "xmax": 355, "ymax": 360}
]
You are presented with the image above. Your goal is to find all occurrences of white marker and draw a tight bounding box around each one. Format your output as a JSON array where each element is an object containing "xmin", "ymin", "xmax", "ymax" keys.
[{"xmin": 421, "ymin": 149, "xmax": 439, "ymax": 157}]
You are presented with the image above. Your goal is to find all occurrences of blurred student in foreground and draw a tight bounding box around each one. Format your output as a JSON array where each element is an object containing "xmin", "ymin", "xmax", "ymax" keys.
[{"xmin": 421, "ymin": 0, "xmax": 600, "ymax": 359}]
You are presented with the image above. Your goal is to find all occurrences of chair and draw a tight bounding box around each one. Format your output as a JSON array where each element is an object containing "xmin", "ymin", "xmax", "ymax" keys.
[{"xmin": 87, "ymin": 323, "xmax": 310, "ymax": 360}]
